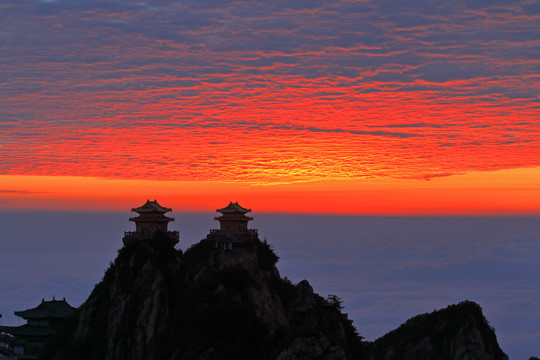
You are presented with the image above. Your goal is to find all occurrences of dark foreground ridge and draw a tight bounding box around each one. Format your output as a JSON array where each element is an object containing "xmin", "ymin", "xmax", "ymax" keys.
[
  {"xmin": 41, "ymin": 237, "xmax": 362, "ymax": 360},
  {"xmin": 39, "ymin": 201, "xmax": 509, "ymax": 360},
  {"xmin": 367, "ymin": 301, "xmax": 508, "ymax": 360},
  {"xmin": 41, "ymin": 238, "xmax": 509, "ymax": 360}
]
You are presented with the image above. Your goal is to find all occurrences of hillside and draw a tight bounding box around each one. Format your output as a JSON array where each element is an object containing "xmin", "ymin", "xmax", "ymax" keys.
[
  {"xmin": 42, "ymin": 236, "xmax": 362, "ymax": 359},
  {"xmin": 41, "ymin": 235, "xmax": 508, "ymax": 360},
  {"xmin": 368, "ymin": 301, "xmax": 508, "ymax": 360}
]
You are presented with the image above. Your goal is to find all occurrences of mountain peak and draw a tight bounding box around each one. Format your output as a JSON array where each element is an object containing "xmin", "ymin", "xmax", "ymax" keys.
[{"xmin": 41, "ymin": 207, "xmax": 508, "ymax": 360}]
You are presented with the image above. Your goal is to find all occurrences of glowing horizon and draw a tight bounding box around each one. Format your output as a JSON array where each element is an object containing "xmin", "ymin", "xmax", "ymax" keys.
[{"xmin": 2, "ymin": 166, "xmax": 539, "ymax": 214}]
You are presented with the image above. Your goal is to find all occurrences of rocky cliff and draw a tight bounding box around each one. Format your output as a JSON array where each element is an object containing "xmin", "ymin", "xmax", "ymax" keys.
[
  {"xmin": 42, "ymin": 236, "xmax": 508, "ymax": 360},
  {"xmin": 42, "ymin": 236, "xmax": 361, "ymax": 360},
  {"xmin": 367, "ymin": 301, "xmax": 508, "ymax": 360}
]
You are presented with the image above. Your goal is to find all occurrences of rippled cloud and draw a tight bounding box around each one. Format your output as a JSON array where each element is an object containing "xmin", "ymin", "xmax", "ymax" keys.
[{"xmin": 0, "ymin": 0, "xmax": 538, "ymax": 183}]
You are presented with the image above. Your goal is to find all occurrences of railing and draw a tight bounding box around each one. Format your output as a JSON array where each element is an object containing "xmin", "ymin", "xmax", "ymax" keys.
[
  {"xmin": 208, "ymin": 229, "xmax": 258, "ymax": 241},
  {"xmin": 123, "ymin": 230, "xmax": 179, "ymax": 240},
  {"xmin": 210, "ymin": 229, "xmax": 258, "ymax": 234}
]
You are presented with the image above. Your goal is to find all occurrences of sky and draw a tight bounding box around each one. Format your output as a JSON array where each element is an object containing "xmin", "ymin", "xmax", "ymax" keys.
[{"xmin": 0, "ymin": 0, "xmax": 539, "ymax": 213}]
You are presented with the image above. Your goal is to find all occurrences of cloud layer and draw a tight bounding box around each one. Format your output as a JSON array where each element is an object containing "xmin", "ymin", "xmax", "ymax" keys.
[{"xmin": 1, "ymin": 0, "xmax": 539, "ymax": 183}]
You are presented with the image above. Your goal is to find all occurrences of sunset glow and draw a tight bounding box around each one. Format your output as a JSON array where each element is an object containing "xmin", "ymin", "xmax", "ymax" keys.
[
  {"xmin": 2, "ymin": 166, "xmax": 539, "ymax": 214},
  {"xmin": 1, "ymin": 1, "xmax": 539, "ymax": 213}
]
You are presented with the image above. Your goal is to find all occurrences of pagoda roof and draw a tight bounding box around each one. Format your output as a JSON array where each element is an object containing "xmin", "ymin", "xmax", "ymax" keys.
[
  {"xmin": 129, "ymin": 214, "xmax": 175, "ymax": 222},
  {"xmin": 131, "ymin": 199, "xmax": 172, "ymax": 214},
  {"xmin": 13, "ymin": 298, "xmax": 76, "ymax": 320},
  {"xmin": 216, "ymin": 201, "xmax": 251, "ymax": 214},
  {"xmin": 214, "ymin": 215, "xmax": 254, "ymax": 222}
]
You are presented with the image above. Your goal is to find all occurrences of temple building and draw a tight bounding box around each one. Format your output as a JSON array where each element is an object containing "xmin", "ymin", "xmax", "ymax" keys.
[
  {"xmin": 207, "ymin": 202, "xmax": 258, "ymax": 249},
  {"xmin": 123, "ymin": 199, "xmax": 180, "ymax": 246},
  {"xmin": 0, "ymin": 298, "xmax": 76, "ymax": 358}
]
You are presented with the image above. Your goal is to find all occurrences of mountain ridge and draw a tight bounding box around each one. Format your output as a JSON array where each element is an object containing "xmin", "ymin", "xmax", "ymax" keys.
[{"xmin": 41, "ymin": 235, "xmax": 508, "ymax": 360}]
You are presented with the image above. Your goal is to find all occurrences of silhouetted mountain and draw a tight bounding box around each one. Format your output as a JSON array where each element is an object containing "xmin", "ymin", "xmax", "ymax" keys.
[
  {"xmin": 41, "ymin": 236, "xmax": 508, "ymax": 360},
  {"xmin": 367, "ymin": 301, "xmax": 508, "ymax": 360},
  {"xmin": 41, "ymin": 237, "xmax": 362, "ymax": 360}
]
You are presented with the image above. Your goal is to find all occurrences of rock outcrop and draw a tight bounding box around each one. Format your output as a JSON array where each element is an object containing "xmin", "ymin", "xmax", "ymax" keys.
[
  {"xmin": 42, "ymin": 236, "xmax": 508, "ymax": 360},
  {"xmin": 42, "ymin": 237, "xmax": 361, "ymax": 360},
  {"xmin": 367, "ymin": 301, "xmax": 509, "ymax": 360}
]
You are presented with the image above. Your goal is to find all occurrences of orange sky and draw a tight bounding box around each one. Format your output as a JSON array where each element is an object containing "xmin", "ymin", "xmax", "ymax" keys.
[
  {"xmin": 1, "ymin": 1, "xmax": 539, "ymax": 214},
  {"xmin": 2, "ymin": 166, "xmax": 539, "ymax": 214}
]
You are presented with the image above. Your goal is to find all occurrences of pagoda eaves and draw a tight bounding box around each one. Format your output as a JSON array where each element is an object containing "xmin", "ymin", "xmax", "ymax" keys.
[
  {"xmin": 131, "ymin": 199, "xmax": 172, "ymax": 214},
  {"xmin": 216, "ymin": 201, "xmax": 251, "ymax": 214}
]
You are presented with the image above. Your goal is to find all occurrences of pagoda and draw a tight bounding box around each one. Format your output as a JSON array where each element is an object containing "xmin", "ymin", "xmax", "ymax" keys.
[
  {"xmin": 123, "ymin": 199, "xmax": 179, "ymax": 246},
  {"xmin": 207, "ymin": 202, "xmax": 258, "ymax": 248},
  {"xmin": 0, "ymin": 297, "xmax": 76, "ymax": 357}
]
